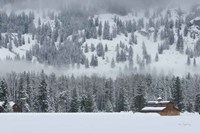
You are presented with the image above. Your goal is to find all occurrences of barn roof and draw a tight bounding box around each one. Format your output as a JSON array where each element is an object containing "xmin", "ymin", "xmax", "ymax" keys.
[
  {"xmin": 141, "ymin": 98, "xmax": 172, "ymax": 112},
  {"xmin": 9, "ymin": 102, "xmax": 15, "ymax": 107},
  {"xmin": 141, "ymin": 107, "xmax": 165, "ymax": 111},
  {"xmin": 0, "ymin": 102, "xmax": 3, "ymax": 106},
  {"xmin": 0, "ymin": 101, "xmax": 16, "ymax": 107},
  {"xmin": 147, "ymin": 101, "xmax": 170, "ymax": 104}
]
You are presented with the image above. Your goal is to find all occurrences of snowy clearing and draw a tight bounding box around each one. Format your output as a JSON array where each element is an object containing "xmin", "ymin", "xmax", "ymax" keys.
[{"xmin": 0, "ymin": 112, "xmax": 199, "ymax": 133}]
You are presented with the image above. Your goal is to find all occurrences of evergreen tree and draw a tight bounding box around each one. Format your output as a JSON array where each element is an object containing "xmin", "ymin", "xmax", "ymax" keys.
[
  {"xmin": 195, "ymin": 94, "xmax": 200, "ymax": 114},
  {"xmin": 153, "ymin": 28, "xmax": 158, "ymax": 42},
  {"xmin": 194, "ymin": 39, "xmax": 200, "ymax": 56},
  {"xmin": 117, "ymin": 88, "xmax": 129, "ymax": 112},
  {"xmin": 103, "ymin": 21, "xmax": 110, "ymax": 40},
  {"xmin": 80, "ymin": 95, "xmax": 86, "ymax": 112},
  {"xmin": 112, "ymin": 26, "xmax": 117, "ymax": 38},
  {"xmin": 22, "ymin": 36, "xmax": 25, "ymax": 45},
  {"xmin": 105, "ymin": 99, "xmax": 113, "ymax": 112},
  {"xmin": 90, "ymin": 55, "xmax": 98, "ymax": 67},
  {"xmin": 4, "ymin": 34, "xmax": 9, "ymax": 48},
  {"xmin": 184, "ymin": 26, "xmax": 188, "ymax": 37},
  {"xmin": 185, "ymin": 101, "xmax": 193, "ymax": 113},
  {"xmin": 193, "ymin": 58, "xmax": 197, "ymax": 67},
  {"xmin": 70, "ymin": 88, "xmax": 80, "ymax": 112},
  {"xmin": 96, "ymin": 43, "xmax": 104, "ymax": 57},
  {"xmin": 134, "ymin": 83, "xmax": 146, "ymax": 112},
  {"xmin": 26, "ymin": 73, "xmax": 32, "ymax": 111},
  {"xmin": 13, "ymin": 37, "xmax": 18, "ymax": 47},
  {"xmin": 128, "ymin": 46, "xmax": 133, "ymax": 59},
  {"xmin": 32, "ymin": 33, "xmax": 35, "ymax": 40},
  {"xmin": 142, "ymin": 42, "xmax": 147, "ymax": 57},
  {"xmin": 176, "ymin": 34, "xmax": 184, "ymax": 53},
  {"xmin": 98, "ymin": 22, "xmax": 102, "ymax": 37},
  {"xmin": 85, "ymin": 43, "xmax": 89, "ymax": 53},
  {"xmin": 84, "ymin": 93, "xmax": 94, "ymax": 112},
  {"xmin": 0, "ymin": 80, "xmax": 7, "ymax": 101},
  {"xmin": 18, "ymin": 32, "xmax": 22, "ymax": 46},
  {"xmin": 169, "ymin": 30, "xmax": 175, "ymax": 45},
  {"xmin": 120, "ymin": 50, "xmax": 126, "ymax": 62},
  {"xmin": 38, "ymin": 71, "xmax": 49, "ymax": 112},
  {"xmin": 91, "ymin": 43, "xmax": 95, "ymax": 52},
  {"xmin": 111, "ymin": 58, "xmax": 115, "ymax": 68},
  {"xmin": 94, "ymin": 56, "xmax": 98, "ymax": 66},
  {"xmin": 28, "ymin": 37, "xmax": 30, "ymax": 44},
  {"xmin": 172, "ymin": 77, "xmax": 184, "ymax": 111},
  {"xmin": 8, "ymin": 41, "xmax": 12, "ymax": 51},
  {"xmin": 38, "ymin": 18, "xmax": 41, "ymax": 26},
  {"xmin": 155, "ymin": 53, "xmax": 159, "ymax": 62},
  {"xmin": 0, "ymin": 80, "xmax": 8, "ymax": 112},
  {"xmin": 85, "ymin": 58, "xmax": 89, "ymax": 68},
  {"xmin": 95, "ymin": 17, "xmax": 99, "ymax": 27},
  {"xmin": 105, "ymin": 44, "xmax": 108, "ymax": 52},
  {"xmin": 18, "ymin": 76, "xmax": 29, "ymax": 112},
  {"xmin": 187, "ymin": 56, "xmax": 191, "ymax": 66},
  {"xmin": 116, "ymin": 48, "xmax": 120, "ymax": 62},
  {"xmin": 158, "ymin": 44, "xmax": 164, "ymax": 54}
]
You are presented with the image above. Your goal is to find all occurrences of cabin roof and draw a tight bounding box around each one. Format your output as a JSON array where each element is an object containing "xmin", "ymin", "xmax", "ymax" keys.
[
  {"xmin": 0, "ymin": 101, "xmax": 16, "ymax": 107},
  {"xmin": 0, "ymin": 102, "xmax": 3, "ymax": 106},
  {"xmin": 9, "ymin": 101, "xmax": 15, "ymax": 107},
  {"xmin": 147, "ymin": 101, "xmax": 170, "ymax": 104},
  {"xmin": 141, "ymin": 107, "xmax": 165, "ymax": 111},
  {"xmin": 141, "ymin": 100, "xmax": 172, "ymax": 112}
]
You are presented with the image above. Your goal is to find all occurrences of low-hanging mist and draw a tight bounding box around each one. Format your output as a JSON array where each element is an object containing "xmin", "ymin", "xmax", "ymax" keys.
[{"xmin": 1, "ymin": 0, "xmax": 200, "ymax": 15}]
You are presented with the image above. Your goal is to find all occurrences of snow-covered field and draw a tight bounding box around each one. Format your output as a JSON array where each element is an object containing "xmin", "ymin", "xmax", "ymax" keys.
[{"xmin": 0, "ymin": 112, "xmax": 199, "ymax": 133}]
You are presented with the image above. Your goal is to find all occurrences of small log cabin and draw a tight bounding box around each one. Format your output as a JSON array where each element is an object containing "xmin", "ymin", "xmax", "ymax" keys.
[
  {"xmin": 141, "ymin": 98, "xmax": 180, "ymax": 116},
  {"xmin": 0, "ymin": 101, "xmax": 22, "ymax": 113}
]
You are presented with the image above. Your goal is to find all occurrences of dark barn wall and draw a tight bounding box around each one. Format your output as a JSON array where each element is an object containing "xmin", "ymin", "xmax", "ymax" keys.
[
  {"xmin": 13, "ymin": 104, "xmax": 22, "ymax": 112},
  {"xmin": 160, "ymin": 103, "xmax": 180, "ymax": 116},
  {"xmin": 0, "ymin": 106, "xmax": 4, "ymax": 112}
]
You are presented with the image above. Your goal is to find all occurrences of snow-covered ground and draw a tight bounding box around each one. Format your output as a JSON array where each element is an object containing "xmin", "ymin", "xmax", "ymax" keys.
[{"xmin": 0, "ymin": 112, "xmax": 199, "ymax": 133}]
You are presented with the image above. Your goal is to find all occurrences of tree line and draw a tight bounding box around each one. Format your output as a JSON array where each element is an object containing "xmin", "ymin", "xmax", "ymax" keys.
[{"xmin": 0, "ymin": 71, "xmax": 200, "ymax": 113}]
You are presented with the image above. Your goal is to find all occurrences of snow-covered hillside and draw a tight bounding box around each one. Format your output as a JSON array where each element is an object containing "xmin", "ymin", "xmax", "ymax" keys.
[
  {"xmin": 1, "ymin": 6, "xmax": 200, "ymax": 77},
  {"xmin": 0, "ymin": 112, "xmax": 199, "ymax": 133},
  {"xmin": 83, "ymin": 12, "xmax": 200, "ymax": 76}
]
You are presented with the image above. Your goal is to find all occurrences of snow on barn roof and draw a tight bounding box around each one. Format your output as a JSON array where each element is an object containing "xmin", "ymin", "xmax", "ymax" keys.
[
  {"xmin": 141, "ymin": 99, "xmax": 171, "ymax": 112},
  {"xmin": 0, "ymin": 101, "xmax": 16, "ymax": 107},
  {"xmin": 9, "ymin": 101, "xmax": 15, "ymax": 107},
  {"xmin": 141, "ymin": 107, "xmax": 165, "ymax": 111},
  {"xmin": 0, "ymin": 102, "xmax": 3, "ymax": 106},
  {"xmin": 147, "ymin": 101, "xmax": 170, "ymax": 104}
]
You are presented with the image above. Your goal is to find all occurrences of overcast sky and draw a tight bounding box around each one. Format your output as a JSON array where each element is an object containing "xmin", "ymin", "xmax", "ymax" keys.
[
  {"xmin": 2, "ymin": 0, "xmax": 200, "ymax": 13},
  {"xmin": 5, "ymin": 0, "xmax": 197, "ymax": 9}
]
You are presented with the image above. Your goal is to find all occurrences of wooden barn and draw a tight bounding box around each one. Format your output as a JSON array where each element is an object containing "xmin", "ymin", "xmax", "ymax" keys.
[
  {"xmin": 12, "ymin": 103, "xmax": 22, "ymax": 112},
  {"xmin": 141, "ymin": 98, "xmax": 180, "ymax": 116},
  {"xmin": 0, "ymin": 101, "xmax": 22, "ymax": 113}
]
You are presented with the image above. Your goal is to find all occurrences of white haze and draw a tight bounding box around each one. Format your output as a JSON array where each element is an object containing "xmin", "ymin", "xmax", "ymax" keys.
[
  {"xmin": 3, "ymin": 0, "xmax": 200, "ymax": 11},
  {"xmin": 1, "ymin": 60, "xmax": 200, "ymax": 78}
]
